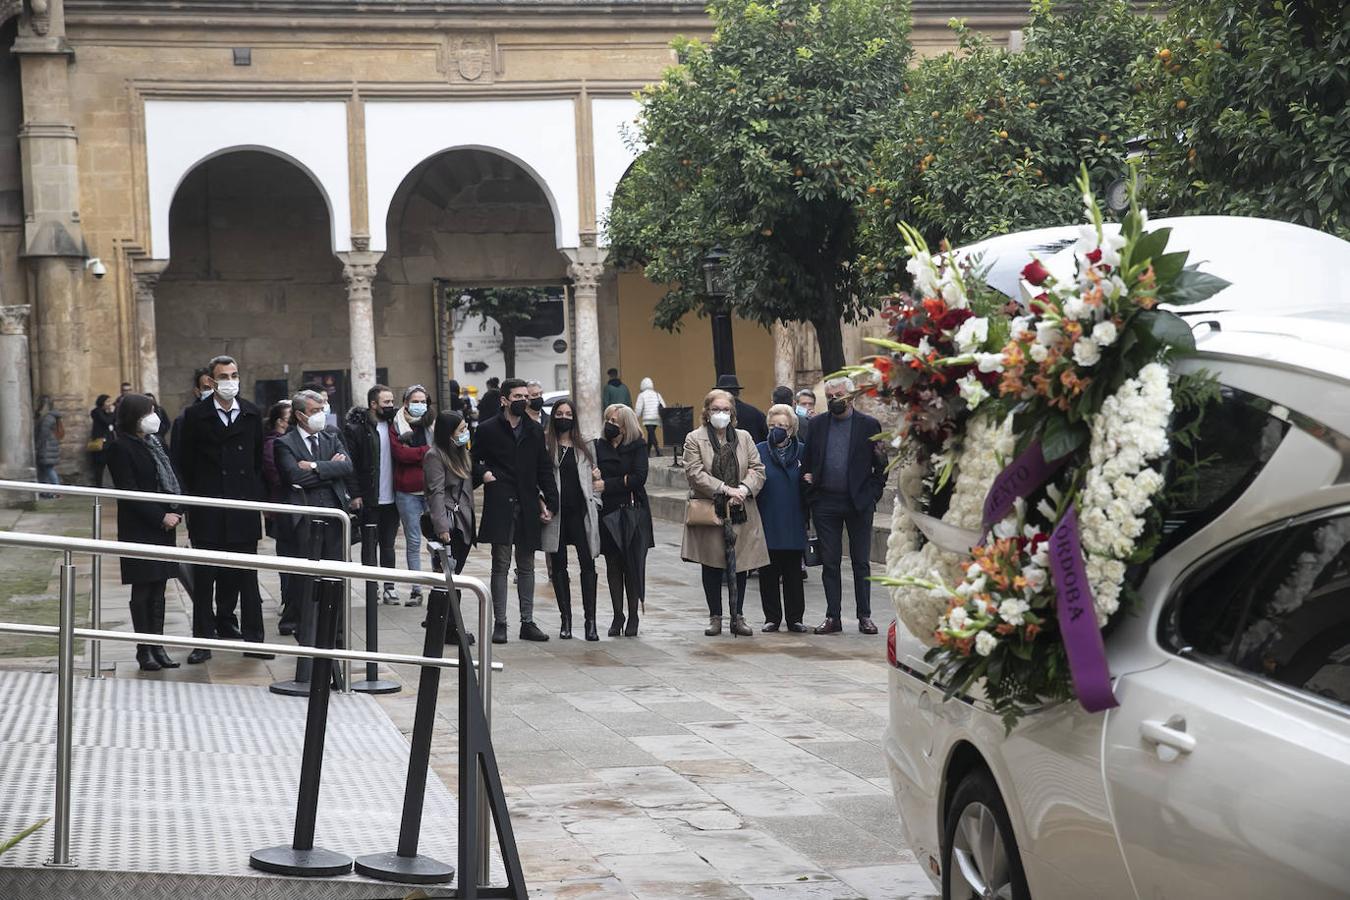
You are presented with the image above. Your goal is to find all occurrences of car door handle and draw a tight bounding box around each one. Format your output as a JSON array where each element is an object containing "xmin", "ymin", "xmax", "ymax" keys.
[{"xmin": 1140, "ymin": 716, "xmax": 1196, "ymax": 763}]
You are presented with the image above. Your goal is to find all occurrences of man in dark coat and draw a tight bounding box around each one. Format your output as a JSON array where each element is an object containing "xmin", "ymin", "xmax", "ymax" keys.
[
  {"xmin": 715, "ymin": 374, "xmax": 768, "ymax": 444},
  {"xmin": 275, "ymin": 389, "xmax": 359, "ymax": 642},
  {"xmin": 176, "ymin": 355, "xmax": 273, "ymax": 663},
  {"xmin": 472, "ymin": 377, "xmax": 558, "ymax": 644},
  {"xmin": 801, "ymin": 376, "xmax": 887, "ymax": 636},
  {"xmin": 477, "ymin": 376, "xmax": 502, "ymax": 424},
  {"xmin": 170, "ymin": 366, "xmax": 213, "ymax": 473},
  {"xmin": 344, "ymin": 383, "xmax": 401, "ymax": 604}
]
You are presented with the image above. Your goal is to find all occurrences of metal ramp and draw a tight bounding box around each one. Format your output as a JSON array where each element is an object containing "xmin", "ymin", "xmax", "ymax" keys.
[{"xmin": 0, "ymin": 670, "xmax": 506, "ymax": 899}]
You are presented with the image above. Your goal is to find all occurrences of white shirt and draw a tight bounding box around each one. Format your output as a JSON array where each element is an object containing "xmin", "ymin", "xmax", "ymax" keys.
[
  {"xmin": 214, "ymin": 396, "xmax": 238, "ymax": 427},
  {"xmin": 376, "ymin": 420, "xmax": 395, "ymax": 505}
]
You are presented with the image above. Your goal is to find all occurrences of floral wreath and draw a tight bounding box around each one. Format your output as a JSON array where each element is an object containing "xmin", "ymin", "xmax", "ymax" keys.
[{"xmin": 847, "ymin": 167, "xmax": 1229, "ymax": 729}]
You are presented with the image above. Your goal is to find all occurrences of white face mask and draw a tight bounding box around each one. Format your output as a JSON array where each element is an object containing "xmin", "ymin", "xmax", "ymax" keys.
[
  {"xmin": 305, "ymin": 411, "xmax": 327, "ymax": 434},
  {"xmin": 408, "ymin": 402, "xmax": 428, "ymax": 418},
  {"xmin": 198, "ymin": 388, "xmax": 214, "ymax": 401},
  {"xmin": 455, "ymin": 430, "xmax": 471, "ymax": 446},
  {"xmin": 139, "ymin": 413, "xmax": 161, "ymax": 435},
  {"xmin": 214, "ymin": 379, "xmax": 240, "ymax": 400},
  {"xmin": 709, "ymin": 411, "xmax": 732, "ymax": 430}
]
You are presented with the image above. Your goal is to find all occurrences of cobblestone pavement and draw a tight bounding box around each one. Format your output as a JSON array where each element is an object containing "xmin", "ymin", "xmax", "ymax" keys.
[{"xmin": 1, "ymin": 500, "xmax": 938, "ymax": 900}]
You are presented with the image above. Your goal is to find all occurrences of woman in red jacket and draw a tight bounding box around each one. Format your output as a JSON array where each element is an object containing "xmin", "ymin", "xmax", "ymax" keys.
[{"xmin": 390, "ymin": 385, "xmax": 434, "ymax": 605}]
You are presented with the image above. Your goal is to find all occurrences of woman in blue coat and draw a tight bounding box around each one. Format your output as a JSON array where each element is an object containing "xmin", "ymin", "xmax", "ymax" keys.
[{"xmin": 755, "ymin": 404, "xmax": 809, "ymax": 632}]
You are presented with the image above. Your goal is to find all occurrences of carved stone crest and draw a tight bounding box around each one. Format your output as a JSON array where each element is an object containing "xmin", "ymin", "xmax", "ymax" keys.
[{"xmin": 441, "ymin": 34, "xmax": 494, "ymax": 83}]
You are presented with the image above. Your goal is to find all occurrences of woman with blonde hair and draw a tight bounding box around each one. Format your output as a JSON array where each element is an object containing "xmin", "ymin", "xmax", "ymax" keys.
[
  {"xmin": 594, "ymin": 404, "xmax": 653, "ymax": 636},
  {"xmin": 541, "ymin": 398, "xmax": 602, "ymax": 640},
  {"xmin": 756, "ymin": 404, "xmax": 809, "ymax": 632},
  {"xmin": 681, "ymin": 389, "xmax": 768, "ymax": 636}
]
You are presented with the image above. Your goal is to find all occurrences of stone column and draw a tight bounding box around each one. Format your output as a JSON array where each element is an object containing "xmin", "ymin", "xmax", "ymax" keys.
[
  {"xmin": 338, "ymin": 250, "xmax": 383, "ymax": 407},
  {"xmin": 131, "ymin": 259, "xmax": 169, "ymax": 397},
  {"xmin": 0, "ymin": 305, "xmax": 36, "ymax": 482},
  {"xmin": 772, "ymin": 322, "xmax": 796, "ymax": 389},
  {"xmin": 563, "ymin": 245, "xmax": 608, "ymax": 437}
]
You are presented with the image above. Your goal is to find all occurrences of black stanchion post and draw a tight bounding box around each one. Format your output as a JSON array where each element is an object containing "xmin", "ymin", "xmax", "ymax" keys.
[
  {"xmin": 250, "ymin": 578, "xmax": 353, "ymax": 877},
  {"xmin": 354, "ymin": 562, "xmax": 455, "ymax": 884},
  {"xmin": 271, "ymin": 519, "xmax": 329, "ymax": 697},
  {"xmin": 353, "ymin": 520, "xmax": 400, "ymax": 694}
]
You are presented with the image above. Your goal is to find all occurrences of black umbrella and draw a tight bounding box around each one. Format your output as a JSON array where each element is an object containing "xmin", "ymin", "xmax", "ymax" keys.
[
  {"xmin": 721, "ymin": 511, "xmax": 738, "ymax": 636},
  {"xmin": 601, "ymin": 497, "xmax": 653, "ymax": 611}
]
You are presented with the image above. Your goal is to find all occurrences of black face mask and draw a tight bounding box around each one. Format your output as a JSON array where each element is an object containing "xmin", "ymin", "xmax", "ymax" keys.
[
  {"xmin": 828, "ymin": 398, "xmax": 848, "ymax": 416},
  {"xmin": 769, "ymin": 426, "xmax": 789, "ymax": 446},
  {"xmin": 378, "ymin": 406, "xmax": 397, "ymax": 422},
  {"xmin": 509, "ymin": 398, "xmax": 528, "ymax": 418},
  {"xmin": 529, "ymin": 397, "xmax": 545, "ymax": 411},
  {"xmin": 554, "ymin": 418, "xmax": 575, "ymax": 433},
  {"xmin": 603, "ymin": 422, "xmax": 622, "ymax": 441}
]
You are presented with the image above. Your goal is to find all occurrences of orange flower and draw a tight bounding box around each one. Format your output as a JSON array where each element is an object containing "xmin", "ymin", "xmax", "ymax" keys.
[
  {"xmin": 995, "ymin": 623, "xmax": 1016, "ymax": 635},
  {"xmin": 922, "ymin": 298, "xmax": 947, "ymax": 319},
  {"xmin": 1024, "ymin": 623, "xmax": 1041, "ymax": 640}
]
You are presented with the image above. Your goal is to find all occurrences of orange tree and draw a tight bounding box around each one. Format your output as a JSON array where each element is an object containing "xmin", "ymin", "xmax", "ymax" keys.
[
  {"xmin": 605, "ymin": 0, "xmax": 912, "ymax": 374},
  {"xmin": 858, "ymin": 0, "xmax": 1160, "ymax": 291}
]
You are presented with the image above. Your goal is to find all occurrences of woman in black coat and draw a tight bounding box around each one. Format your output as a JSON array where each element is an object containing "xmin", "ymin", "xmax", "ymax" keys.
[
  {"xmin": 105, "ymin": 394, "xmax": 183, "ymax": 671},
  {"xmin": 594, "ymin": 404, "xmax": 653, "ymax": 636},
  {"xmin": 88, "ymin": 394, "xmax": 117, "ymax": 487}
]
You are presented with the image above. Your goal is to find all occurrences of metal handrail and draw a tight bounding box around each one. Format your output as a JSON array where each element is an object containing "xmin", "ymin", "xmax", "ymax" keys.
[{"xmin": 0, "ymin": 479, "xmax": 357, "ymax": 689}]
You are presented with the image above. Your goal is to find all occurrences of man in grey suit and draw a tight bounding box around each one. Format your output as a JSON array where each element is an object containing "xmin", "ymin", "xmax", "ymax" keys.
[{"xmin": 273, "ymin": 390, "xmax": 359, "ymax": 639}]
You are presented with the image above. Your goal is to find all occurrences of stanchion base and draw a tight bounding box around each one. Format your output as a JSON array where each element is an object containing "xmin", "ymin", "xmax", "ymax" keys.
[
  {"xmin": 351, "ymin": 678, "xmax": 402, "ymax": 695},
  {"xmin": 250, "ymin": 845, "xmax": 353, "ymax": 877},
  {"xmin": 269, "ymin": 679, "xmax": 312, "ymax": 697},
  {"xmin": 354, "ymin": 851, "xmax": 455, "ymax": 884}
]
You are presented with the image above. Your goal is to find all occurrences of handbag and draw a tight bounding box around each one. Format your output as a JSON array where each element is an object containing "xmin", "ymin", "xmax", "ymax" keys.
[
  {"xmin": 86, "ymin": 437, "xmax": 105, "ymax": 453},
  {"xmin": 804, "ymin": 531, "xmax": 823, "ymax": 567},
  {"xmin": 685, "ymin": 497, "xmax": 723, "ymax": 527}
]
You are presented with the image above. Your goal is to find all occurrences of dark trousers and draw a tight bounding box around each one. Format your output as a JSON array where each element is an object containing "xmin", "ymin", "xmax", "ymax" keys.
[
  {"xmin": 192, "ymin": 541, "xmax": 265, "ymax": 644},
  {"xmin": 550, "ymin": 532, "xmax": 597, "ymax": 621},
  {"xmin": 645, "ymin": 424, "xmax": 660, "ymax": 456},
  {"xmin": 814, "ymin": 493, "xmax": 875, "ymax": 619},
  {"xmin": 430, "ymin": 532, "xmax": 471, "ymax": 634},
  {"xmin": 281, "ymin": 519, "xmax": 346, "ymax": 636},
  {"xmin": 759, "ymin": 549, "xmax": 806, "ymax": 626},
  {"xmin": 129, "ymin": 580, "xmax": 168, "ymax": 652},
  {"xmin": 702, "ymin": 565, "xmax": 747, "ymax": 617},
  {"xmin": 367, "ymin": 502, "xmax": 401, "ymax": 590}
]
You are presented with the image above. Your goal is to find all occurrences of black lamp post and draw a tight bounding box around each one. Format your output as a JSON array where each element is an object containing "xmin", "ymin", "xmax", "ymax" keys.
[{"xmin": 702, "ymin": 246, "xmax": 736, "ymax": 378}]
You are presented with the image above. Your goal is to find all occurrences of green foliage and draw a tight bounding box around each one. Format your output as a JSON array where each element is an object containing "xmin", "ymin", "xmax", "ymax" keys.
[
  {"xmin": 859, "ymin": 0, "xmax": 1161, "ymax": 290},
  {"xmin": 1141, "ymin": 1, "xmax": 1350, "ymax": 239},
  {"xmin": 605, "ymin": 0, "xmax": 912, "ymax": 371},
  {"xmin": 0, "ymin": 818, "xmax": 49, "ymax": 857}
]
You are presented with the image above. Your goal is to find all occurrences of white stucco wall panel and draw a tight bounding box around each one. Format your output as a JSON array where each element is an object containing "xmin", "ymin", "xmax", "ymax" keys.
[
  {"xmin": 591, "ymin": 97, "xmax": 643, "ymax": 246},
  {"xmin": 365, "ymin": 99, "xmax": 579, "ymax": 251},
  {"xmin": 144, "ymin": 100, "xmax": 353, "ymax": 258}
]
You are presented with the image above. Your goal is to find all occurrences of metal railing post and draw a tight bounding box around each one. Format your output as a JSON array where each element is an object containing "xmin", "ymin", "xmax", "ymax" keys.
[
  {"xmin": 87, "ymin": 498, "xmax": 103, "ymax": 680},
  {"xmin": 477, "ymin": 580, "xmax": 492, "ymax": 885},
  {"xmin": 45, "ymin": 551, "xmax": 77, "ymax": 868},
  {"xmin": 341, "ymin": 513, "xmax": 352, "ymax": 693}
]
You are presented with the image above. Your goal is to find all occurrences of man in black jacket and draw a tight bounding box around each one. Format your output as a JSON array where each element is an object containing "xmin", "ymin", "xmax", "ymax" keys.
[
  {"xmin": 344, "ymin": 383, "xmax": 401, "ymax": 604},
  {"xmin": 169, "ymin": 367, "xmax": 213, "ymax": 472},
  {"xmin": 715, "ymin": 374, "xmax": 768, "ymax": 444},
  {"xmin": 477, "ymin": 376, "xmax": 502, "ymax": 424},
  {"xmin": 473, "ymin": 378, "xmax": 558, "ymax": 644},
  {"xmin": 176, "ymin": 355, "xmax": 274, "ymax": 663},
  {"xmin": 802, "ymin": 376, "xmax": 888, "ymax": 636}
]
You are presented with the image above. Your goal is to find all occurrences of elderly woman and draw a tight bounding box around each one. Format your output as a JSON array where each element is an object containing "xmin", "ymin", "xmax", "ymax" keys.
[
  {"xmin": 681, "ymin": 389, "xmax": 769, "ymax": 637},
  {"xmin": 756, "ymin": 404, "xmax": 810, "ymax": 633},
  {"xmin": 595, "ymin": 403, "xmax": 652, "ymax": 637}
]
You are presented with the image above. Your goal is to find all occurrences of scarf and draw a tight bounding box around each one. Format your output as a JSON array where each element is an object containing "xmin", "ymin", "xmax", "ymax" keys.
[
  {"xmin": 707, "ymin": 425, "xmax": 743, "ymax": 523},
  {"xmin": 145, "ymin": 435, "xmax": 182, "ymax": 502},
  {"xmin": 771, "ymin": 436, "xmax": 801, "ymax": 468}
]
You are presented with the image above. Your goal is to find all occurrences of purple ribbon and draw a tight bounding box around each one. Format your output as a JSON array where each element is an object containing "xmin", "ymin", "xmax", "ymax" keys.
[
  {"xmin": 981, "ymin": 441, "xmax": 1067, "ymax": 533},
  {"xmin": 1047, "ymin": 504, "xmax": 1118, "ymax": 713}
]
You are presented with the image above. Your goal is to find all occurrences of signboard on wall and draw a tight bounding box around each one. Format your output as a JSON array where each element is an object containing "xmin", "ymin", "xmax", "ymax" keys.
[{"xmin": 448, "ymin": 286, "xmax": 571, "ymax": 396}]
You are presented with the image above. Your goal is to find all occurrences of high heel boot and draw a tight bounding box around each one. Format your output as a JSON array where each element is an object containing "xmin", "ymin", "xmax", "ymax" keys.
[
  {"xmin": 149, "ymin": 588, "xmax": 179, "ymax": 668},
  {"xmin": 130, "ymin": 590, "xmax": 160, "ymax": 671},
  {"xmin": 608, "ymin": 583, "xmax": 625, "ymax": 637},
  {"xmin": 581, "ymin": 569, "xmax": 600, "ymax": 641},
  {"xmin": 554, "ymin": 572, "xmax": 573, "ymax": 639},
  {"xmin": 624, "ymin": 595, "xmax": 640, "ymax": 637}
]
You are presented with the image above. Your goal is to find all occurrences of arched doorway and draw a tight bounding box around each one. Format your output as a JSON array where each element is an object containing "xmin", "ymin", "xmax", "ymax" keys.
[
  {"xmin": 376, "ymin": 148, "xmax": 568, "ymax": 408},
  {"xmin": 155, "ymin": 150, "xmax": 343, "ymax": 415}
]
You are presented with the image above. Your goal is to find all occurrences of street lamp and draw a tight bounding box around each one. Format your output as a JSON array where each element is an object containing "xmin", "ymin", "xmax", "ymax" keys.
[{"xmin": 702, "ymin": 246, "xmax": 736, "ymax": 378}]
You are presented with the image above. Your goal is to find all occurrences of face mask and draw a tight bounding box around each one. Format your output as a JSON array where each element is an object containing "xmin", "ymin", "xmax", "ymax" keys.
[
  {"xmin": 214, "ymin": 379, "xmax": 240, "ymax": 400},
  {"xmin": 709, "ymin": 411, "xmax": 732, "ymax": 430},
  {"xmin": 828, "ymin": 398, "xmax": 848, "ymax": 416},
  {"xmin": 529, "ymin": 397, "xmax": 544, "ymax": 412},
  {"xmin": 455, "ymin": 430, "xmax": 471, "ymax": 446},
  {"xmin": 555, "ymin": 418, "xmax": 576, "ymax": 434},
  {"xmin": 378, "ymin": 406, "xmax": 397, "ymax": 422},
  {"xmin": 199, "ymin": 388, "xmax": 214, "ymax": 401},
  {"xmin": 795, "ymin": 405, "xmax": 808, "ymax": 418},
  {"xmin": 408, "ymin": 402, "xmax": 428, "ymax": 418},
  {"xmin": 509, "ymin": 399, "xmax": 528, "ymax": 418},
  {"xmin": 306, "ymin": 411, "xmax": 327, "ymax": 433},
  {"xmin": 603, "ymin": 422, "xmax": 621, "ymax": 441},
  {"xmin": 139, "ymin": 413, "xmax": 161, "ymax": 435},
  {"xmin": 769, "ymin": 426, "xmax": 789, "ymax": 446},
  {"xmin": 322, "ymin": 403, "xmax": 331, "ymax": 415}
]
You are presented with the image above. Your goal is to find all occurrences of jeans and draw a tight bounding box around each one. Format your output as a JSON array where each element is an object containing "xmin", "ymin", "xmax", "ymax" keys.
[
  {"xmin": 491, "ymin": 541, "xmax": 536, "ymax": 625},
  {"xmin": 702, "ymin": 565, "xmax": 747, "ymax": 617},
  {"xmin": 37, "ymin": 464, "xmax": 60, "ymax": 486},
  {"xmin": 759, "ymin": 548, "xmax": 806, "ymax": 625},
  {"xmin": 813, "ymin": 493, "xmax": 875, "ymax": 619},
  {"xmin": 394, "ymin": 492, "xmax": 427, "ymax": 585}
]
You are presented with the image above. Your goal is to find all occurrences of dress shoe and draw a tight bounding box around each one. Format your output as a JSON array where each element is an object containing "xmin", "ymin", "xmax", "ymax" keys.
[
  {"xmin": 705, "ymin": 616, "xmax": 723, "ymax": 636},
  {"xmin": 492, "ymin": 622, "xmax": 508, "ymax": 644},
  {"xmin": 730, "ymin": 616, "xmax": 753, "ymax": 637},
  {"xmin": 858, "ymin": 618, "xmax": 878, "ymax": 635},
  {"xmin": 762, "ymin": 622, "xmax": 781, "ymax": 633},
  {"xmin": 277, "ymin": 623, "xmax": 297, "ymax": 637},
  {"xmin": 787, "ymin": 622, "xmax": 809, "ymax": 633},
  {"xmin": 584, "ymin": 618, "xmax": 599, "ymax": 642},
  {"xmin": 520, "ymin": 621, "xmax": 550, "ymax": 642},
  {"xmin": 151, "ymin": 646, "xmax": 180, "ymax": 669},
  {"xmin": 187, "ymin": 648, "xmax": 212, "ymax": 665},
  {"xmin": 814, "ymin": 617, "xmax": 843, "ymax": 635},
  {"xmin": 136, "ymin": 647, "xmax": 161, "ymax": 672},
  {"xmin": 244, "ymin": 651, "xmax": 276, "ymax": 659}
]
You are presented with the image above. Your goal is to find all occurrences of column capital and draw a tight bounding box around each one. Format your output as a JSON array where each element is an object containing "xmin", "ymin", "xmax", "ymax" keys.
[
  {"xmin": 337, "ymin": 250, "xmax": 383, "ymax": 287},
  {"xmin": 130, "ymin": 258, "xmax": 169, "ymax": 300},
  {"xmin": 564, "ymin": 246, "xmax": 609, "ymax": 293},
  {"xmin": 0, "ymin": 305, "xmax": 31, "ymax": 336}
]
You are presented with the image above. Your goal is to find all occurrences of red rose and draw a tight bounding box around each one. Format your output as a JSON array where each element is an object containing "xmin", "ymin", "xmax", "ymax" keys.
[
  {"xmin": 1086, "ymin": 248, "xmax": 1102, "ymax": 264},
  {"xmin": 937, "ymin": 308, "xmax": 974, "ymax": 331},
  {"xmin": 1021, "ymin": 259, "xmax": 1050, "ymax": 285}
]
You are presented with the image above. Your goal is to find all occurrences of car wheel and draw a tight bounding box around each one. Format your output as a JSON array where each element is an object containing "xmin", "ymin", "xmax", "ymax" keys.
[{"xmin": 941, "ymin": 768, "xmax": 1030, "ymax": 900}]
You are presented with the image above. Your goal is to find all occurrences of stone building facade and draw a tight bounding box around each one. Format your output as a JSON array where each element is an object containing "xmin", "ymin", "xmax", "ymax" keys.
[{"xmin": 0, "ymin": 0, "xmax": 1033, "ymax": 479}]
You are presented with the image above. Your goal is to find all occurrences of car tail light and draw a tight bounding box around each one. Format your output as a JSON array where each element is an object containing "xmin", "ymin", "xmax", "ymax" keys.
[{"xmin": 887, "ymin": 619, "xmax": 898, "ymax": 667}]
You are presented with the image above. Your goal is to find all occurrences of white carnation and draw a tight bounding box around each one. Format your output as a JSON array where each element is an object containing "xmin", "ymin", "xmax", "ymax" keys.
[
  {"xmin": 1092, "ymin": 321, "xmax": 1118, "ymax": 347},
  {"xmin": 1072, "ymin": 339, "xmax": 1101, "ymax": 367},
  {"xmin": 974, "ymin": 631, "xmax": 998, "ymax": 656}
]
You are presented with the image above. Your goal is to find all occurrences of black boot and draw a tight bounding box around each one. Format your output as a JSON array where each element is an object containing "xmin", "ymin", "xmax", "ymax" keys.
[
  {"xmin": 581, "ymin": 569, "xmax": 599, "ymax": 642},
  {"xmin": 136, "ymin": 646, "xmax": 161, "ymax": 672},
  {"xmin": 607, "ymin": 581, "xmax": 625, "ymax": 637},
  {"xmin": 624, "ymin": 595, "xmax": 640, "ymax": 637},
  {"xmin": 148, "ymin": 589, "xmax": 179, "ymax": 668},
  {"xmin": 554, "ymin": 572, "xmax": 573, "ymax": 640}
]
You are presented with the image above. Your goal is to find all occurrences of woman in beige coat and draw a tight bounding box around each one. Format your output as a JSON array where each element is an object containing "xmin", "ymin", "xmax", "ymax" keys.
[{"xmin": 682, "ymin": 389, "xmax": 769, "ymax": 636}]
